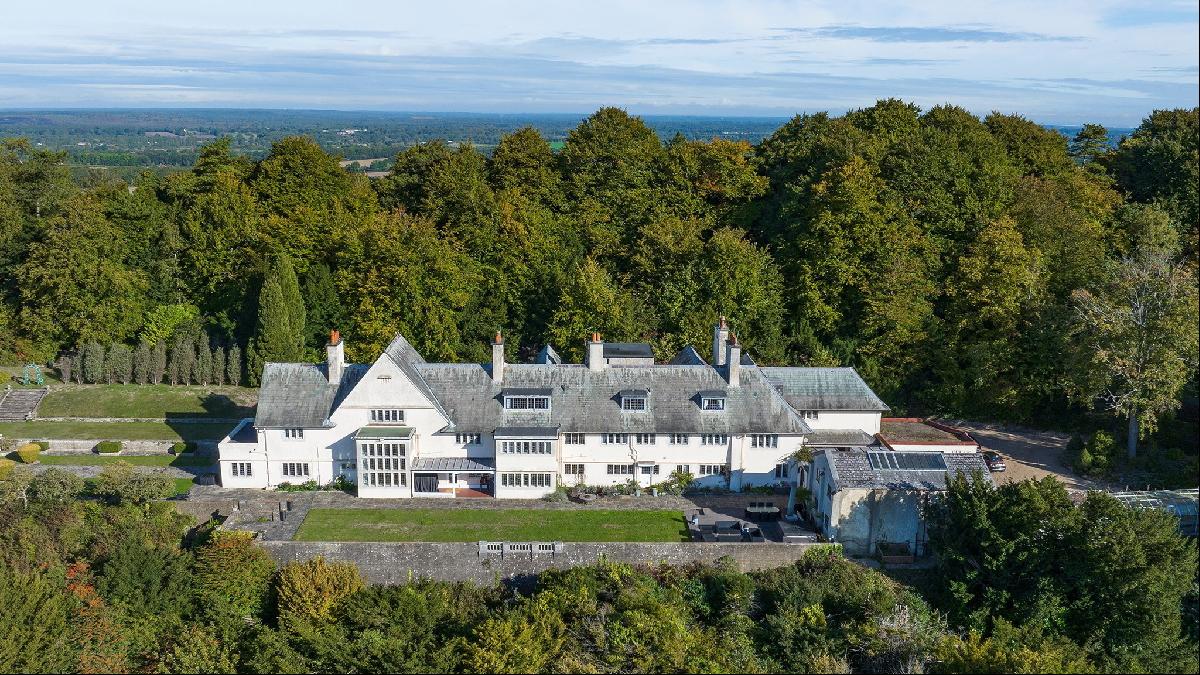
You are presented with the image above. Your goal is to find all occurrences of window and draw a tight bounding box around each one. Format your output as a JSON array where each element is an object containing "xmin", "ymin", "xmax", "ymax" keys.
[
  {"xmin": 283, "ymin": 428, "xmax": 304, "ymax": 440},
  {"xmin": 701, "ymin": 434, "xmax": 728, "ymax": 446},
  {"xmin": 564, "ymin": 433, "xmax": 585, "ymax": 444},
  {"xmin": 676, "ymin": 464, "xmax": 691, "ymax": 475},
  {"xmin": 606, "ymin": 464, "xmax": 635, "ymax": 475},
  {"xmin": 361, "ymin": 471, "xmax": 407, "ymax": 488},
  {"xmin": 799, "ymin": 410, "xmax": 818, "ymax": 421},
  {"xmin": 775, "ymin": 463, "xmax": 789, "ymax": 479},
  {"xmin": 231, "ymin": 462, "xmax": 253, "ymax": 477},
  {"xmin": 602, "ymin": 433, "xmax": 629, "ymax": 445},
  {"xmin": 639, "ymin": 464, "xmax": 661, "ymax": 475},
  {"xmin": 635, "ymin": 433, "xmax": 656, "ymax": 445},
  {"xmin": 500, "ymin": 440, "xmax": 553, "ymax": 454},
  {"xmin": 699, "ymin": 464, "xmax": 724, "ymax": 476},
  {"xmin": 751, "ymin": 434, "xmax": 779, "ymax": 448},
  {"xmin": 564, "ymin": 463, "xmax": 584, "ymax": 475},
  {"xmin": 281, "ymin": 462, "xmax": 310, "ymax": 478},
  {"xmin": 500, "ymin": 472, "xmax": 554, "ymax": 488},
  {"xmin": 456, "ymin": 433, "xmax": 481, "ymax": 445},
  {"xmin": 359, "ymin": 442, "xmax": 407, "ymax": 489},
  {"xmin": 370, "ymin": 408, "xmax": 404, "ymax": 423},
  {"xmin": 669, "ymin": 433, "xmax": 689, "ymax": 445},
  {"xmin": 867, "ymin": 452, "xmax": 947, "ymax": 471},
  {"xmin": 621, "ymin": 396, "xmax": 647, "ymax": 411},
  {"xmin": 504, "ymin": 396, "xmax": 550, "ymax": 410},
  {"xmin": 701, "ymin": 397, "xmax": 726, "ymax": 411}
]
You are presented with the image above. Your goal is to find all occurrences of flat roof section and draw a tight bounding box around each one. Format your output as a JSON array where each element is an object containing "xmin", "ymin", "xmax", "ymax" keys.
[{"xmin": 355, "ymin": 426, "xmax": 414, "ymax": 439}]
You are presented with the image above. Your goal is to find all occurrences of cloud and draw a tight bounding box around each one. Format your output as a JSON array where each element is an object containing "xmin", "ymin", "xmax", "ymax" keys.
[{"xmin": 777, "ymin": 24, "xmax": 1082, "ymax": 43}]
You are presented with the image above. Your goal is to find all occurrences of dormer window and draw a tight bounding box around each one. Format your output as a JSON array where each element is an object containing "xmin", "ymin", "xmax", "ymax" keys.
[
  {"xmin": 502, "ymin": 388, "xmax": 552, "ymax": 410},
  {"xmin": 619, "ymin": 389, "xmax": 648, "ymax": 411},
  {"xmin": 698, "ymin": 390, "xmax": 726, "ymax": 411}
]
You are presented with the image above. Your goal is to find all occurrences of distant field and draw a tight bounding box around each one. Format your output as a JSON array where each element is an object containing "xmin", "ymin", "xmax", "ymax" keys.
[
  {"xmin": 38, "ymin": 384, "xmax": 257, "ymax": 419},
  {"xmin": 39, "ymin": 454, "xmax": 214, "ymax": 468},
  {"xmin": 0, "ymin": 420, "xmax": 235, "ymax": 441},
  {"xmin": 295, "ymin": 508, "xmax": 689, "ymax": 543}
]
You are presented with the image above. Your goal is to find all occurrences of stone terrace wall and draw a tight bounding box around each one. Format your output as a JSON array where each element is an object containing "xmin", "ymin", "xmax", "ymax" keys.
[{"xmin": 260, "ymin": 540, "xmax": 831, "ymax": 585}]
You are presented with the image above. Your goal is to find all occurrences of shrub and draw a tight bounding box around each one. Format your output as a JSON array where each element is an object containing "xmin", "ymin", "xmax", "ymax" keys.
[
  {"xmin": 96, "ymin": 441, "xmax": 123, "ymax": 454},
  {"xmin": 14, "ymin": 442, "xmax": 41, "ymax": 464},
  {"xmin": 276, "ymin": 480, "xmax": 320, "ymax": 492},
  {"xmin": 541, "ymin": 485, "xmax": 570, "ymax": 502},
  {"xmin": 29, "ymin": 468, "xmax": 85, "ymax": 503},
  {"xmin": 0, "ymin": 458, "xmax": 15, "ymax": 480},
  {"xmin": 170, "ymin": 441, "xmax": 196, "ymax": 455},
  {"xmin": 275, "ymin": 556, "xmax": 365, "ymax": 629},
  {"xmin": 90, "ymin": 461, "xmax": 175, "ymax": 504},
  {"xmin": 82, "ymin": 341, "xmax": 106, "ymax": 383},
  {"xmin": 35, "ymin": 441, "xmax": 50, "ymax": 452}
]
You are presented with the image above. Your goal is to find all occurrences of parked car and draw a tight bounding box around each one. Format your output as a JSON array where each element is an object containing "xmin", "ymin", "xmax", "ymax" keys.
[{"xmin": 982, "ymin": 450, "xmax": 1007, "ymax": 472}]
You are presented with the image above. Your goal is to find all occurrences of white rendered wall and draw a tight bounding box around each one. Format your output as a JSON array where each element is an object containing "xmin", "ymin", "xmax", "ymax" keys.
[{"xmin": 806, "ymin": 411, "xmax": 881, "ymax": 434}]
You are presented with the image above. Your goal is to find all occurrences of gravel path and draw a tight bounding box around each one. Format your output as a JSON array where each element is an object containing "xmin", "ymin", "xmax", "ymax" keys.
[{"xmin": 946, "ymin": 420, "xmax": 1110, "ymax": 491}]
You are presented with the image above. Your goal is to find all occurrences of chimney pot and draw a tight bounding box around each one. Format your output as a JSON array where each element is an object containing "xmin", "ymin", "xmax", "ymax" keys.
[
  {"xmin": 326, "ymin": 329, "xmax": 345, "ymax": 383},
  {"xmin": 712, "ymin": 316, "xmax": 730, "ymax": 366},
  {"xmin": 586, "ymin": 332, "xmax": 606, "ymax": 371},
  {"xmin": 725, "ymin": 333, "xmax": 742, "ymax": 387},
  {"xmin": 329, "ymin": 329, "xmax": 341, "ymax": 345},
  {"xmin": 491, "ymin": 332, "xmax": 506, "ymax": 382}
]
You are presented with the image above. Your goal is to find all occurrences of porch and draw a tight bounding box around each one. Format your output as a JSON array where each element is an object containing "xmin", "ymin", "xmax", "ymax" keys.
[{"xmin": 410, "ymin": 457, "xmax": 496, "ymax": 498}]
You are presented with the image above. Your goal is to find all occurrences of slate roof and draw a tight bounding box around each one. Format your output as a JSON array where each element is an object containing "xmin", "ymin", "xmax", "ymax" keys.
[
  {"xmin": 804, "ymin": 429, "xmax": 878, "ymax": 446},
  {"xmin": 494, "ymin": 426, "xmax": 560, "ymax": 438},
  {"xmin": 825, "ymin": 447, "xmax": 991, "ymax": 491},
  {"xmin": 759, "ymin": 367, "xmax": 890, "ymax": 412},
  {"xmin": 669, "ymin": 346, "xmax": 708, "ymax": 366},
  {"xmin": 535, "ymin": 345, "xmax": 563, "ymax": 365},
  {"xmin": 413, "ymin": 362, "xmax": 811, "ymax": 435},
  {"xmin": 254, "ymin": 362, "xmax": 368, "ymax": 428},
  {"xmin": 411, "ymin": 456, "xmax": 496, "ymax": 472},
  {"xmin": 604, "ymin": 342, "xmax": 653, "ymax": 358}
]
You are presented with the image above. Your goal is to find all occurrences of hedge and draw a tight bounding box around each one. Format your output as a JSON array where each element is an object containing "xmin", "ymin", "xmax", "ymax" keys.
[
  {"xmin": 14, "ymin": 442, "xmax": 41, "ymax": 464},
  {"xmin": 95, "ymin": 441, "xmax": 123, "ymax": 454},
  {"xmin": 0, "ymin": 458, "xmax": 15, "ymax": 480},
  {"xmin": 170, "ymin": 441, "xmax": 197, "ymax": 455}
]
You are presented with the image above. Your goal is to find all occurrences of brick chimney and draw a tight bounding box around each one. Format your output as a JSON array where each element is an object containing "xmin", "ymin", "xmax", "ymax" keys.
[
  {"xmin": 725, "ymin": 333, "xmax": 741, "ymax": 387},
  {"xmin": 712, "ymin": 316, "xmax": 729, "ymax": 366},
  {"xmin": 327, "ymin": 329, "xmax": 344, "ymax": 383},
  {"xmin": 585, "ymin": 332, "xmax": 605, "ymax": 372},
  {"xmin": 491, "ymin": 331, "xmax": 505, "ymax": 383}
]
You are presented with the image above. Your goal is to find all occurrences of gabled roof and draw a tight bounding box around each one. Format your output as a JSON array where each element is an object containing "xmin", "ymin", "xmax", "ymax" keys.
[
  {"xmin": 255, "ymin": 362, "xmax": 368, "ymax": 428},
  {"xmin": 824, "ymin": 447, "xmax": 991, "ymax": 491},
  {"xmin": 669, "ymin": 346, "xmax": 707, "ymax": 366},
  {"xmin": 382, "ymin": 333, "xmax": 452, "ymax": 422},
  {"xmin": 603, "ymin": 342, "xmax": 653, "ymax": 359},
  {"xmin": 413, "ymin": 362, "xmax": 810, "ymax": 435},
  {"xmin": 759, "ymin": 367, "xmax": 890, "ymax": 412},
  {"xmin": 535, "ymin": 345, "xmax": 563, "ymax": 365}
]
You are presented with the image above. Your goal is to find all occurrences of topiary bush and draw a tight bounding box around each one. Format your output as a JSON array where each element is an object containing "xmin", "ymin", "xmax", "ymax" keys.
[
  {"xmin": 35, "ymin": 441, "xmax": 50, "ymax": 452},
  {"xmin": 96, "ymin": 441, "xmax": 123, "ymax": 454},
  {"xmin": 170, "ymin": 441, "xmax": 196, "ymax": 455},
  {"xmin": 14, "ymin": 442, "xmax": 41, "ymax": 464},
  {"xmin": 0, "ymin": 457, "xmax": 15, "ymax": 480}
]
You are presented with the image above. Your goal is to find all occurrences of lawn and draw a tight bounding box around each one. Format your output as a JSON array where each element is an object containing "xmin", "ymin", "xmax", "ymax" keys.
[
  {"xmin": 294, "ymin": 508, "xmax": 690, "ymax": 543},
  {"xmin": 39, "ymin": 454, "xmax": 214, "ymax": 468},
  {"xmin": 173, "ymin": 477, "xmax": 195, "ymax": 496},
  {"xmin": 0, "ymin": 420, "xmax": 236, "ymax": 441},
  {"xmin": 38, "ymin": 384, "xmax": 257, "ymax": 419}
]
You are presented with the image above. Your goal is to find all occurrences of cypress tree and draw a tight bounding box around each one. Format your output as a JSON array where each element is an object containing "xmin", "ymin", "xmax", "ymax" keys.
[
  {"xmin": 167, "ymin": 341, "xmax": 181, "ymax": 385},
  {"xmin": 302, "ymin": 262, "xmax": 344, "ymax": 350},
  {"xmin": 150, "ymin": 342, "xmax": 167, "ymax": 384},
  {"xmin": 276, "ymin": 254, "xmax": 306, "ymax": 360},
  {"xmin": 177, "ymin": 335, "xmax": 195, "ymax": 385},
  {"xmin": 247, "ymin": 272, "xmax": 292, "ymax": 386},
  {"xmin": 57, "ymin": 355, "xmax": 73, "ymax": 385},
  {"xmin": 132, "ymin": 340, "xmax": 152, "ymax": 385},
  {"xmin": 212, "ymin": 346, "xmax": 226, "ymax": 386},
  {"xmin": 227, "ymin": 345, "xmax": 242, "ymax": 387},
  {"xmin": 105, "ymin": 344, "xmax": 133, "ymax": 384},
  {"xmin": 194, "ymin": 333, "xmax": 212, "ymax": 385},
  {"xmin": 82, "ymin": 342, "xmax": 105, "ymax": 383}
]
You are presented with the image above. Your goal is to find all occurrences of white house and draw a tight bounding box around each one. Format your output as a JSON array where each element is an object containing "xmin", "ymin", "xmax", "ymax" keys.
[{"xmin": 217, "ymin": 319, "xmax": 891, "ymax": 499}]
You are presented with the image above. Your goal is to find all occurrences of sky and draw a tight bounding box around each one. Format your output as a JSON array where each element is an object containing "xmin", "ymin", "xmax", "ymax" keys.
[{"xmin": 0, "ymin": 1, "xmax": 1196, "ymax": 125}]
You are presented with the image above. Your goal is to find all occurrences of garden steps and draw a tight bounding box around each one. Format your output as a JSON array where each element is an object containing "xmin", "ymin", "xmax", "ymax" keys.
[{"xmin": 0, "ymin": 387, "xmax": 48, "ymax": 420}]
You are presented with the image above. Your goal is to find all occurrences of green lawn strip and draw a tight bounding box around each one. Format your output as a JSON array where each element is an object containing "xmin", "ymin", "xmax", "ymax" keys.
[
  {"xmin": 39, "ymin": 454, "xmax": 214, "ymax": 468},
  {"xmin": 0, "ymin": 420, "xmax": 235, "ymax": 441},
  {"xmin": 38, "ymin": 384, "xmax": 256, "ymax": 419},
  {"xmin": 295, "ymin": 508, "xmax": 690, "ymax": 543},
  {"xmin": 173, "ymin": 477, "xmax": 195, "ymax": 496}
]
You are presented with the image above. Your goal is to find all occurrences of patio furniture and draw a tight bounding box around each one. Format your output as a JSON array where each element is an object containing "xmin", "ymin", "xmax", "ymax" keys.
[{"xmin": 745, "ymin": 504, "xmax": 781, "ymax": 521}]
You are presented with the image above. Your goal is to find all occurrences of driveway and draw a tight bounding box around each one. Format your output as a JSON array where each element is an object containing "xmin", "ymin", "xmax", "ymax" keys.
[{"xmin": 945, "ymin": 420, "xmax": 1109, "ymax": 491}]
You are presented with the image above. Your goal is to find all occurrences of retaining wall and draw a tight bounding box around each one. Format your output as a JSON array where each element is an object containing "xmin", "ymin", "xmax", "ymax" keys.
[
  {"xmin": 16, "ymin": 439, "xmax": 217, "ymax": 454},
  {"xmin": 260, "ymin": 540, "xmax": 831, "ymax": 585}
]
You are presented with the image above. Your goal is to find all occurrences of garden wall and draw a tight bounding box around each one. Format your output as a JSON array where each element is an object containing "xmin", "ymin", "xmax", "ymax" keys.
[
  {"xmin": 259, "ymin": 540, "xmax": 832, "ymax": 585},
  {"xmin": 16, "ymin": 439, "xmax": 217, "ymax": 454}
]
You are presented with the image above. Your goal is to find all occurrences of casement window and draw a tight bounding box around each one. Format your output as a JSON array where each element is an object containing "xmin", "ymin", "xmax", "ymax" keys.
[
  {"xmin": 621, "ymin": 396, "xmax": 647, "ymax": 411},
  {"xmin": 669, "ymin": 433, "xmax": 689, "ymax": 445},
  {"xmin": 456, "ymin": 433, "xmax": 481, "ymax": 445},
  {"xmin": 503, "ymin": 396, "xmax": 550, "ymax": 410},
  {"xmin": 564, "ymin": 463, "xmax": 584, "ymax": 475},
  {"xmin": 500, "ymin": 472, "xmax": 554, "ymax": 488},
  {"xmin": 639, "ymin": 464, "xmax": 661, "ymax": 475},
  {"xmin": 231, "ymin": 462, "xmax": 253, "ymax": 477},
  {"xmin": 676, "ymin": 464, "xmax": 691, "ymax": 475},
  {"xmin": 799, "ymin": 410, "xmax": 818, "ymax": 421},
  {"xmin": 563, "ymin": 433, "xmax": 585, "ymax": 444},
  {"xmin": 361, "ymin": 471, "xmax": 406, "ymax": 488},
  {"xmin": 700, "ymin": 434, "xmax": 728, "ymax": 446},
  {"xmin": 370, "ymin": 409, "xmax": 404, "ymax": 423},
  {"xmin": 635, "ymin": 433, "xmax": 656, "ymax": 445},
  {"xmin": 701, "ymin": 397, "xmax": 726, "ymax": 411},
  {"xmin": 698, "ymin": 464, "xmax": 724, "ymax": 476},
  {"xmin": 281, "ymin": 462, "xmax": 310, "ymax": 478},
  {"xmin": 606, "ymin": 464, "xmax": 635, "ymax": 475},
  {"xmin": 500, "ymin": 440, "xmax": 553, "ymax": 454},
  {"xmin": 775, "ymin": 463, "xmax": 789, "ymax": 479},
  {"xmin": 283, "ymin": 428, "xmax": 304, "ymax": 440},
  {"xmin": 359, "ymin": 442, "xmax": 406, "ymax": 488},
  {"xmin": 751, "ymin": 434, "xmax": 779, "ymax": 448},
  {"xmin": 602, "ymin": 433, "xmax": 629, "ymax": 445}
]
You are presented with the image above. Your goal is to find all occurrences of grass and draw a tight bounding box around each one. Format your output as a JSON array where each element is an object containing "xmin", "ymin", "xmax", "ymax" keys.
[
  {"xmin": 39, "ymin": 454, "xmax": 214, "ymax": 468},
  {"xmin": 294, "ymin": 508, "xmax": 690, "ymax": 543},
  {"xmin": 0, "ymin": 420, "xmax": 235, "ymax": 441},
  {"xmin": 173, "ymin": 477, "xmax": 195, "ymax": 496},
  {"xmin": 38, "ymin": 384, "xmax": 256, "ymax": 419}
]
